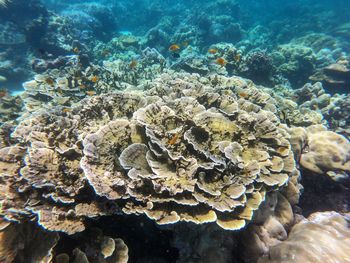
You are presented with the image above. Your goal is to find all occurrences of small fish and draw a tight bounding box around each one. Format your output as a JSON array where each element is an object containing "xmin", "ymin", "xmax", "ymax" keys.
[
  {"xmin": 79, "ymin": 84, "xmax": 86, "ymax": 89},
  {"xmin": 0, "ymin": 89, "xmax": 8, "ymax": 98},
  {"xmin": 56, "ymin": 87, "xmax": 63, "ymax": 94},
  {"xmin": 90, "ymin": 75, "xmax": 99, "ymax": 83},
  {"xmin": 73, "ymin": 47, "xmax": 80, "ymax": 54},
  {"xmin": 208, "ymin": 48, "xmax": 218, "ymax": 54},
  {"xmin": 215, "ymin": 57, "xmax": 227, "ymax": 67},
  {"xmin": 62, "ymin": 108, "xmax": 71, "ymax": 113},
  {"xmin": 238, "ymin": 91, "xmax": 248, "ymax": 98},
  {"xmin": 234, "ymin": 54, "xmax": 242, "ymax": 62},
  {"xmin": 129, "ymin": 59, "xmax": 138, "ymax": 70},
  {"xmin": 45, "ymin": 77, "xmax": 55, "ymax": 86},
  {"xmin": 169, "ymin": 44, "xmax": 181, "ymax": 52},
  {"xmin": 167, "ymin": 133, "xmax": 179, "ymax": 145},
  {"xmin": 86, "ymin": 91, "xmax": 96, "ymax": 96}
]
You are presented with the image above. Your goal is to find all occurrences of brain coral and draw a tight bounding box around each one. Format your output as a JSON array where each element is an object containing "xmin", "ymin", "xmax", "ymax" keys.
[{"xmin": 0, "ymin": 73, "xmax": 297, "ymax": 233}]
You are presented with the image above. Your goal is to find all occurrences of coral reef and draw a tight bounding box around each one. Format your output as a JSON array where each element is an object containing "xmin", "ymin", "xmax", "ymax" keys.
[
  {"xmin": 1, "ymin": 73, "xmax": 300, "ymax": 235},
  {"xmin": 0, "ymin": 219, "xmax": 59, "ymax": 262},
  {"xmin": 310, "ymin": 60, "xmax": 350, "ymax": 93},
  {"xmin": 258, "ymin": 211, "xmax": 350, "ymax": 263},
  {"xmin": 0, "ymin": 94, "xmax": 23, "ymax": 124},
  {"xmin": 1, "ymin": 0, "xmax": 350, "ymax": 262},
  {"xmin": 55, "ymin": 228, "xmax": 128, "ymax": 263},
  {"xmin": 298, "ymin": 125, "xmax": 350, "ymax": 182}
]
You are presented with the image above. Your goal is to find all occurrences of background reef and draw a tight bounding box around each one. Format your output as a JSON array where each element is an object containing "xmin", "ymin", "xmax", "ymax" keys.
[{"xmin": 0, "ymin": 0, "xmax": 350, "ymax": 263}]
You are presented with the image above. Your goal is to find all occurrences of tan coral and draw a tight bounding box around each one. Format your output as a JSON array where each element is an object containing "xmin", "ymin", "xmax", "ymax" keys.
[
  {"xmin": 80, "ymin": 76, "xmax": 297, "ymax": 230},
  {"xmin": 258, "ymin": 211, "xmax": 350, "ymax": 263},
  {"xmin": 1, "ymin": 93, "xmax": 146, "ymax": 234},
  {"xmin": 55, "ymin": 228, "xmax": 128, "ymax": 263},
  {"xmin": 2, "ymin": 72, "xmax": 299, "ymax": 233},
  {"xmin": 300, "ymin": 125, "xmax": 350, "ymax": 181},
  {"xmin": 241, "ymin": 192, "xmax": 294, "ymax": 262},
  {"xmin": 0, "ymin": 219, "xmax": 59, "ymax": 263}
]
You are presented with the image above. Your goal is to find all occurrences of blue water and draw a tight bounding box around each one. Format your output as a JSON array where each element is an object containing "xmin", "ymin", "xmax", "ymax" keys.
[{"xmin": 0, "ymin": 0, "xmax": 349, "ymax": 92}]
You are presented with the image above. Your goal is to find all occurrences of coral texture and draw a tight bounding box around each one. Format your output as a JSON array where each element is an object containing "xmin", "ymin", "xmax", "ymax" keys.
[
  {"xmin": 300, "ymin": 125, "xmax": 350, "ymax": 181},
  {"xmin": 0, "ymin": 73, "xmax": 298, "ymax": 233},
  {"xmin": 258, "ymin": 211, "xmax": 350, "ymax": 263}
]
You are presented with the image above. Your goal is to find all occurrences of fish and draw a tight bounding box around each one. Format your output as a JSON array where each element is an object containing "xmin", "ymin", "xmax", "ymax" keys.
[
  {"xmin": 208, "ymin": 48, "xmax": 218, "ymax": 54},
  {"xmin": 86, "ymin": 91, "xmax": 96, "ymax": 96},
  {"xmin": 62, "ymin": 108, "xmax": 71, "ymax": 113},
  {"xmin": 234, "ymin": 54, "xmax": 242, "ymax": 62},
  {"xmin": 73, "ymin": 47, "xmax": 80, "ymax": 54},
  {"xmin": 169, "ymin": 44, "xmax": 181, "ymax": 52},
  {"xmin": 238, "ymin": 91, "xmax": 248, "ymax": 98},
  {"xmin": 129, "ymin": 59, "xmax": 138, "ymax": 70},
  {"xmin": 45, "ymin": 77, "xmax": 55, "ymax": 86},
  {"xmin": 90, "ymin": 76, "xmax": 99, "ymax": 83},
  {"xmin": 215, "ymin": 57, "xmax": 227, "ymax": 67},
  {"xmin": 167, "ymin": 133, "xmax": 179, "ymax": 145},
  {"xmin": 56, "ymin": 87, "xmax": 63, "ymax": 94},
  {"xmin": 0, "ymin": 89, "xmax": 8, "ymax": 98}
]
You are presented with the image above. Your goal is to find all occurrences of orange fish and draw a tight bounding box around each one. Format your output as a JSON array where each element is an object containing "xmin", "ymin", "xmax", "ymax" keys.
[
  {"xmin": 169, "ymin": 44, "xmax": 181, "ymax": 52},
  {"xmin": 45, "ymin": 77, "xmax": 55, "ymax": 86},
  {"xmin": 167, "ymin": 133, "xmax": 179, "ymax": 145},
  {"xmin": 129, "ymin": 59, "xmax": 138, "ymax": 70},
  {"xmin": 73, "ymin": 47, "xmax": 80, "ymax": 54},
  {"xmin": 215, "ymin": 57, "xmax": 227, "ymax": 67},
  {"xmin": 208, "ymin": 48, "xmax": 218, "ymax": 54},
  {"xmin": 79, "ymin": 84, "xmax": 86, "ymax": 89},
  {"xmin": 238, "ymin": 91, "xmax": 248, "ymax": 98},
  {"xmin": 86, "ymin": 91, "xmax": 96, "ymax": 96},
  {"xmin": 234, "ymin": 54, "xmax": 242, "ymax": 62},
  {"xmin": 0, "ymin": 89, "xmax": 8, "ymax": 98},
  {"xmin": 90, "ymin": 76, "xmax": 99, "ymax": 83},
  {"xmin": 62, "ymin": 108, "xmax": 71, "ymax": 113}
]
